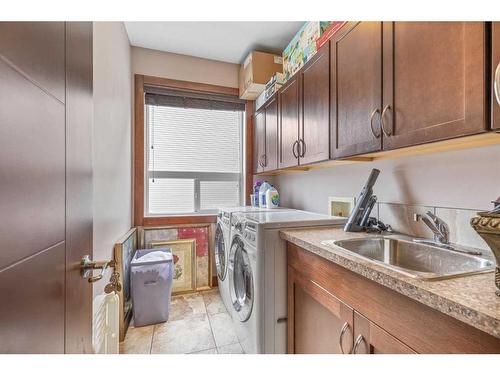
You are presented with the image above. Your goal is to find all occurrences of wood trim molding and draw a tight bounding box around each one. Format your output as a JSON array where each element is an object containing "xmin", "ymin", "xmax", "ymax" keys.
[
  {"xmin": 142, "ymin": 74, "xmax": 239, "ymax": 97},
  {"xmin": 133, "ymin": 74, "xmax": 145, "ymax": 226},
  {"xmin": 245, "ymin": 100, "xmax": 254, "ymax": 205},
  {"xmin": 133, "ymin": 73, "xmax": 249, "ymax": 226},
  {"xmin": 142, "ymin": 215, "xmax": 217, "ymax": 226}
]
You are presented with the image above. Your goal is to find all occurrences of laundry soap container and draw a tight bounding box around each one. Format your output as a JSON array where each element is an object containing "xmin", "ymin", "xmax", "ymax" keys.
[
  {"xmin": 265, "ymin": 185, "xmax": 280, "ymax": 208},
  {"xmin": 130, "ymin": 248, "xmax": 173, "ymax": 327}
]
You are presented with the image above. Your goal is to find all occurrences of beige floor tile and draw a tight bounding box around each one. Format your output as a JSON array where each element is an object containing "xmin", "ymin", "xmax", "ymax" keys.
[
  {"xmin": 202, "ymin": 288, "xmax": 227, "ymax": 316},
  {"xmin": 189, "ymin": 347, "xmax": 218, "ymax": 354},
  {"xmin": 119, "ymin": 325, "xmax": 154, "ymax": 354},
  {"xmin": 151, "ymin": 315, "xmax": 215, "ymax": 354},
  {"xmin": 208, "ymin": 312, "xmax": 238, "ymax": 347},
  {"xmin": 217, "ymin": 342, "xmax": 244, "ymax": 354},
  {"xmin": 169, "ymin": 293, "xmax": 207, "ymax": 321}
]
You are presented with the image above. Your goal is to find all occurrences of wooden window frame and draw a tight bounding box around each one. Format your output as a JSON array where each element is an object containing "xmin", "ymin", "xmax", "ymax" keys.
[{"xmin": 134, "ymin": 74, "xmax": 253, "ymax": 226}]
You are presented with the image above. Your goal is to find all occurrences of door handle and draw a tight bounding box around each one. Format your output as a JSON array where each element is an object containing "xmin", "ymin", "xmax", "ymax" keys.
[
  {"xmin": 494, "ymin": 62, "xmax": 500, "ymax": 106},
  {"xmin": 339, "ymin": 322, "xmax": 353, "ymax": 354},
  {"xmin": 381, "ymin": 105, "xmax": 392, "ymax": 137},
  {"xmin": 352, "ymin": 334, "xmax": 368, "ymax": 354},
  {"xmin": 370, "ymin": 108, "xmax": 381, "ymax": 139},
  {"xmin": 292, "ymin": 140, "xmax": 299, "ymax": 158},
  {"xmin": 81, "ymin": 255, "xmax": 115, "ymax": 283},
  {"xmin": 298, "ymin": 139, "xmax": 306, "ymax": 158}
]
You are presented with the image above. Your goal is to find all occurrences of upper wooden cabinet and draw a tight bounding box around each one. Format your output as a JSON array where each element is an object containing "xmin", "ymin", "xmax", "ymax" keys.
[
  {"xmin": 300, "ymin": 44, "xmax": 331, "ymax": 165},
  {"xmin": 279, "ymin": 76, "xmax": 300, "ymax": 169},
  {"xmin": 382, "ymin": 22, "xmax": 487, "ymax": 150},
  {"xmin": 253, "ymin": 109, "xmax": 265, "ymax": 174},
  {"xmin": 331, "ymin": 22, "xmax": 383, "ymax": 158},
  {"xmin": 253, "ymin": 21, "xmax": 494, "ymax": 174},
  {"xmin": 263, "ymin": 96, "xmax": 278, "ymax": 171},
  {"xmin": 492, "ymin": 22, "xmax": 500, "ymax": 130}
]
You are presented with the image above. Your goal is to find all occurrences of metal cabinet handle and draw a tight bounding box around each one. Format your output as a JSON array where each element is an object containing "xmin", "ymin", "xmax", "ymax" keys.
[
  {"xmin": 380, "ymin": 105, "xmax": 392, "ymax": 137},
  {"xmin": 298, "ymin": 139, "xmax": 306, "ymax": 158},
  {"xmin": 339, "ymin": 322, "xmax": 352, "ymax": 354},
  {"xmin": 292, "ymin": 140, "xmax": 299, "ymax": 158},
  {"xmin": 370, "ymin": 108, "xmax": 381, "ymax": 139},
  {"xmin": 494, "ymin": 62, "xmax": 500, "ymax": 106},
  {"xmin": 352, "ymin": 334, "xmax": 368, "ymax": 354},
  {"xmin": 262, "ymin": 154, "xmax": 267, "ymax": 167}
]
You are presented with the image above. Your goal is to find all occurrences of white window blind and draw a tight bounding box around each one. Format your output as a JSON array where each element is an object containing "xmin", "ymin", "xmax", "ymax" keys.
[{"xmin": 145, "ymin": 102, "xmax": 244, "ymax": 215}]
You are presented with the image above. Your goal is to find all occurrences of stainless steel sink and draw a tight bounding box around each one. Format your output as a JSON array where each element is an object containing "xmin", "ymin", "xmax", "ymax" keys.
[{"xmin": 323, "ymin": 235, "xmax": 495, "ymax": 280}]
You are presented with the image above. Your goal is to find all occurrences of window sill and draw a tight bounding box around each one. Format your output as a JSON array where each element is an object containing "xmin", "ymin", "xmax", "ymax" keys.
[{"xmin": 142, "ymin": 215, "xmax": 217, "ymax": 226}]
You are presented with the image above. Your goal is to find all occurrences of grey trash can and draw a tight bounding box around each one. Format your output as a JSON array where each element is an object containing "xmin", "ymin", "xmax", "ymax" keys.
[{"xmin": 130, "ymin": 248, "xmax": 173, "ymax": 327}]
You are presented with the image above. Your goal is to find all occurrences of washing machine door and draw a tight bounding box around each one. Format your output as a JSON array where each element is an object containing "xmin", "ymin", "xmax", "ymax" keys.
[
  {"xmin": 229, "ymin": 237, "xmax": 254, "ymax": 322},
  {"xmin": 214, "ymin": 223, "xmax": 227, "ymax": 281}
]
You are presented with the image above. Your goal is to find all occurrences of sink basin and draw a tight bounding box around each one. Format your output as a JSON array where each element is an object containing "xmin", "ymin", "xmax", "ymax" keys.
[{"xmin": 323, "ymin": 235, "xmax": 495, "ymax": 280}]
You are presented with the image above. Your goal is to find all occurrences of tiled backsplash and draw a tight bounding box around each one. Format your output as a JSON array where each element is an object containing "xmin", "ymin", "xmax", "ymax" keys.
[{"xmin": 377, "ymin": 202, "xmax": 491, "ymax": 254}]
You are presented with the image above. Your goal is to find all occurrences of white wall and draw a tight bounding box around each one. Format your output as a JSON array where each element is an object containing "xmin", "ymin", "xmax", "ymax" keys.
[
  {"xmin": 273, "ymin": 144, "xmax": 500, "ymax": 214},
  {"xmin": 93, "ymin": 22, "xmax": 132, "ymax": 296},
  {"xmin": 132, "ymin": 46, "xmax": 239, "ymax": 87}
]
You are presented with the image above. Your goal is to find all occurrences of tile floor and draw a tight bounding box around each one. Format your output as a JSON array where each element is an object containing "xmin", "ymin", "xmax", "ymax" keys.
[{"xmin": 120, "ymin": 288, "xmax": 244, "ymax": 354}]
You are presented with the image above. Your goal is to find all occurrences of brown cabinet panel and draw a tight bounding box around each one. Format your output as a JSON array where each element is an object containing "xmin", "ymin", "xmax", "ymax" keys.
[
  {"xmin": 279, "ymin": 76, "xmax": 300, "ymax": 168},
  {"xmin": 492, "ymin": 22, "xmax": 500, "ymax": 130},
  {"xmin": 288, "ymin": 265, "xmax": 353, "ymax": 354},
  {"xmin": 353, "ymin": 312, "xmax": 416, "ymax": 354},
  {"xmin": 0, "ymin": 22, "xmax": 66, "ymax": 102},
  {"xmin": 264, "ymin": 96, "xmax": 278, "ymax": 171},
  {"xmin": 330, "ymin": 22, "xmax": 383, "ymax": 158},
  {"xmin": 383, "ymin": 22, "xmax": 487, "ymax": 149},
  {"xmin": 253, "ymin": 109, "xmax": 265, "ymax": 174},
  {"xmin": 300, "ymin": 44, "xmax": 330, "ymax": 164}
]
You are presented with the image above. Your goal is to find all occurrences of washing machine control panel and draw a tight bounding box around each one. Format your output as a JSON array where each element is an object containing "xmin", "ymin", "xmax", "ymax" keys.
[{"xmin": 243, "ymin": 221, "xmax": 257, "ymax": 244}]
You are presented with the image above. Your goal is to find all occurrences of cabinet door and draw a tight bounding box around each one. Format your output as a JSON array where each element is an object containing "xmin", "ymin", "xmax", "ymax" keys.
[
  {"xmin": 300, "ymin": 44, "xmax": 330, "ymax": 165},
  {"xmin": 264, "ymin": 96, "xmax": 278, "ymax": 171},
  {"xmin": 279, "ymin": 76, "xmax": 300, "ymax": 168},
  {"xmin": 382, "ymin": 22, "xmax": 487, "ymax": 149},
  {"xmin": 492, "ymin": 22, "xmax": 500, "ymax": 130},
  {"xmin": 253, "ymin": 109, "xmax": 265, "ymax": 174},
  {"xmin": 287, "ymin": 266, "xmax": 353, "ymax": 354},
  {"xmin": 352, "ymin": 312, "xmax": 416, "ymax": 354},
  {"xmin": 330, "ymin": 22, "xmax": 383, "ymax": 159}
]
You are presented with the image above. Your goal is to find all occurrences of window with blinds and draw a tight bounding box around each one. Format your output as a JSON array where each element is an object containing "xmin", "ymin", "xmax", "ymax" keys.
[{"xmin": 145, "ymin": 89, "xmax": 245, "ymax": 215}]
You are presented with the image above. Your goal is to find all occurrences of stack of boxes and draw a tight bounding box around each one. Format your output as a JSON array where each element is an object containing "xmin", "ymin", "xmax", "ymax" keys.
[{"xmin": 241, "ymin": 21, "xmax": 347, "ymax": 108}]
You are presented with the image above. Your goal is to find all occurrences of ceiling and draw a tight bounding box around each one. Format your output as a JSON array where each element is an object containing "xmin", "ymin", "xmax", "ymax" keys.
[{"xmin": 124, "ymin": 22, "xmax": 304, "ymax": 64}]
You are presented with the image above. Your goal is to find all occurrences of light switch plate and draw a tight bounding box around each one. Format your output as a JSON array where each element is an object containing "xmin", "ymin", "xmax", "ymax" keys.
[{"xmin": 329, "ymin": 196, "xmax": 356, "ymax": 218}]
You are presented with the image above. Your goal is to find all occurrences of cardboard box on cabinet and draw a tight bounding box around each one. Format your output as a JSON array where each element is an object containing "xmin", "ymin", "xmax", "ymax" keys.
[{"xmin": 239, "ymin": 51, "xmax": 283, "ymax": 100}]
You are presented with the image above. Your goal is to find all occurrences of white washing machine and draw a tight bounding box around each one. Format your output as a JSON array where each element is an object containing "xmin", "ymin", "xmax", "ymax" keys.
[
  {"xmin": 227, "ymin": 210, "xmax": 346, "ymax": 354},
  {"xmin": 215, "ymin": 207, "xmax": 293, "ymax": 313}
]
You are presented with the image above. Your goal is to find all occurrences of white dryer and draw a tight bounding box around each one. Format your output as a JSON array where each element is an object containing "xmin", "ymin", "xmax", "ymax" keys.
[
  {"xmin": 215, "ymin": 206, "xmax": 293, "ymax": 313},
  {"xmin": 227, "ymin": 210, "xmax": 346, "ymax": 354}
]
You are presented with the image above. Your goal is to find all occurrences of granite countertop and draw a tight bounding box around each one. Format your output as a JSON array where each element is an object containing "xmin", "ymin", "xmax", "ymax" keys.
[{"xmin": 280, "ymin": 226, "xmax": 500, "ymax": 339}]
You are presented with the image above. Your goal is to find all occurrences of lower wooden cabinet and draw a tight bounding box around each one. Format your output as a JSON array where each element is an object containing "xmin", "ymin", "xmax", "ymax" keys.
[
  {"xmin": 288, "ymin": 264, "xmax": 413, "ymax": 354},
  {"xmin": 352, "ymin": 312, "xmax": 416, "ymax": 354},
  {"xmin": 287, "ymin": 242, "xmax": 500, "ymax": 354},
  {"xmin": 288, "ymin": 265, "xmax": 353, "ymax": 354}
]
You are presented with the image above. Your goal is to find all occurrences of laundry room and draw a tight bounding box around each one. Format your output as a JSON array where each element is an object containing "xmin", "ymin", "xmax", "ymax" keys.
[{"xmin": 2, "ymin": 1, "xmax": 500, "ymax": 374}]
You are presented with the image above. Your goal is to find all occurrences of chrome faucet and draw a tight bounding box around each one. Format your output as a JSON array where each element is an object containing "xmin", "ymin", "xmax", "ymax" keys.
[
  {"xmin": 413, "ymin": 211, "xmax": 482, "ymax": 256},
  {"xmin": 419, "ymin": 211, "xmax": 450, "ymax": 244}
]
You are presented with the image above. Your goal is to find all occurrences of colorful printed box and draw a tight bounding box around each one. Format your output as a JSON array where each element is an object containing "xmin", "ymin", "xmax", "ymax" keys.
[{"xmin": 282, "ymin": 21, "xmax": 332, "ymax": 80}]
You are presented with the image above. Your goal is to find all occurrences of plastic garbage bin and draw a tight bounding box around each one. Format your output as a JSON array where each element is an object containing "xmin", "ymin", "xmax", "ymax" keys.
[{"xmin": 130, "ymin": 248, "xmax": 173, "ymax": 327}]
